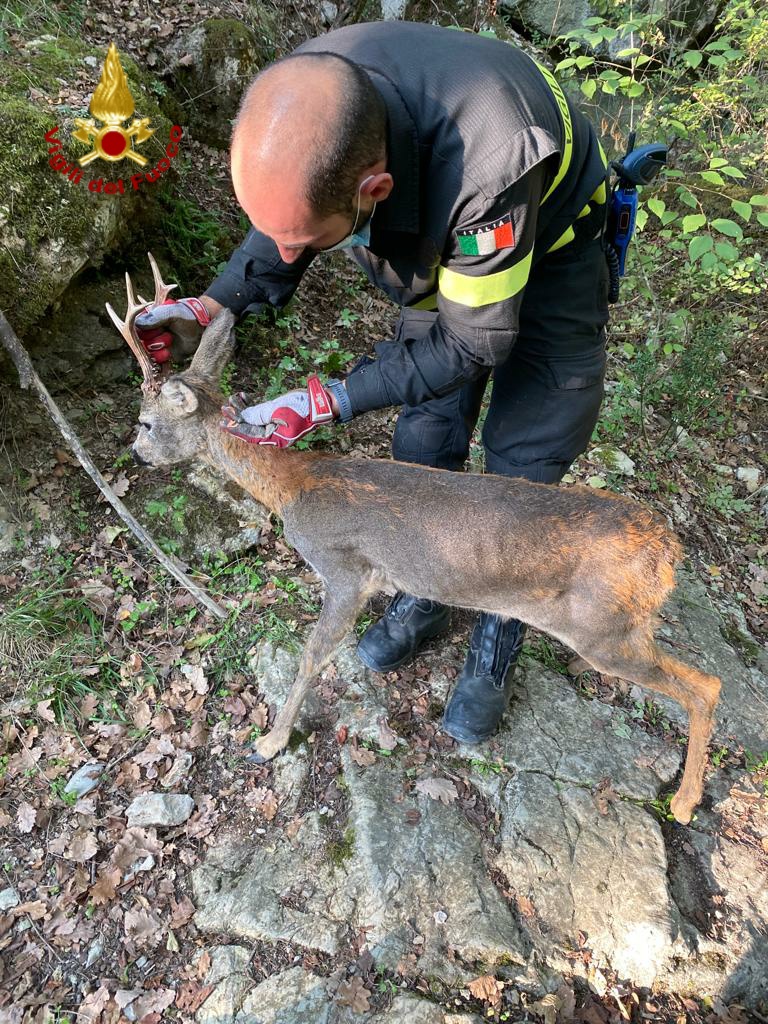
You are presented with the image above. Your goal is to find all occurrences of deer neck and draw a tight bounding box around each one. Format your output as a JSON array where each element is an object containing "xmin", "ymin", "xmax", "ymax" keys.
[{"xmin": 201, "ymin": 419, "xmax": 321, "ymax": 514}]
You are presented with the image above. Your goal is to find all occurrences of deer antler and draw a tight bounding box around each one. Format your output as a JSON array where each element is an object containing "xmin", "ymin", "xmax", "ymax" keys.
[
  {"xmin": 147, "ymin": 251, "xmax": 178, "ymax": 306},
  {"xmin": 107, "ymin": 253, "xmax": 180, "ymax": 393},
  {"xmin": 106, "ymin": 270, "xmax": 161, "ymax": 395}
]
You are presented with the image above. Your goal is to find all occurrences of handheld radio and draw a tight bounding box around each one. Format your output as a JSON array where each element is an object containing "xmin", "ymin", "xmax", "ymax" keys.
[{"xmin": 606, "ymin": 132, "xmax": 668, "ymax": 300}]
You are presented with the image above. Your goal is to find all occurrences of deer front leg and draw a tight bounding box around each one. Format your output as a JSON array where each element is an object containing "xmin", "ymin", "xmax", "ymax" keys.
[{"xmin": 247, "ymin": 575, "xmax": 370, "ymax": 764}]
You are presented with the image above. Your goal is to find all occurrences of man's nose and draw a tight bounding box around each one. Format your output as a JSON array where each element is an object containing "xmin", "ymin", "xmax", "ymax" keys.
[
  {"xmin": 132, "ymin": 447, "xmax": 149, "ymax": 466},
  {"xmin": 276, "ymin": 244, "xmax": 305, "ymax": 264}
]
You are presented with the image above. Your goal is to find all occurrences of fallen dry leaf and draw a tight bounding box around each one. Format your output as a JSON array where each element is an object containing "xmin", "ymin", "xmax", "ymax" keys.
[
  {"xmin": 15, "ymin": 900, "xmax": 47, "ymax": 921},
  {"xmin": 124, "ymin": 907, "xmax": 164, "ymax": 947},
  {"xmin": 132, "ymin": 987, "xmax": 176, "ymax": 1019},
  {"xmin": 467, "ymin": 974, "xmax": 503, "ymax": 1006},
  {"xmin": 77, "ymin": 984, "xmax": 112, "ymax": 1024},
  {"xmin": 517, "ymin": 895, "xmax": 536, "ymax": 918},
  {"xmin": 175, "ymin": 982, "xmax": 215, "ymax": 1012},
  {"xmin": 90, "ymin": 866, "xmax": 122, "ymax": 905},
  {"xmin": 350, "ymin": 744, "xmax": 376, "ymax": 767},
  {"xmin": 169, "ymin": 895, "xmax": 196, "ymax": 929},
  {"xmin": 415, "ymin": 777, "xmax": 458, "ymax": 805},
  {"xmin": 335, "ymin": 976, "xmax": 371, "ymax": 1013},
  {"xmin": 16, "ymin": 801, "xmax": 37, "ymax": 833},
  {"xmin": 65, "ymin": 829, "xmax": 99, "ymax": 863},
  {"xmin": 36, "ymin": 699, "xmax": 56, "ymax": 723},
  {"xmin": 112, "ymin": 472, "xmax": 130, "ymax": 497},
  {"xmin": 530, "ymin": 992, "xmax": 562, "ymax": 1024},
  {"xmin": 377, "ymin": 716, "xmax": 398, "ymax": 751}
]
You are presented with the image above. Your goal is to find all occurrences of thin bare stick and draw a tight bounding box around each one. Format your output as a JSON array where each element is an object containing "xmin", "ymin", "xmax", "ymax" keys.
[{"xmin": 0, "ymin": 310, "xmax": 227, "ymax": 621}]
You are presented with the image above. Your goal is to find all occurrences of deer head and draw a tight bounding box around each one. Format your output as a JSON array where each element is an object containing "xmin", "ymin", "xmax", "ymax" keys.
[{"xmin": 106, "ymin": 254, "xmax": 236, "ymax": 467}]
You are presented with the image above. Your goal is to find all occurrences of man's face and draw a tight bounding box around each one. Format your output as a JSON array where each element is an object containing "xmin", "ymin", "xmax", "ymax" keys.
[{"xmin": 232, "ymin": 165, "xmax": 375, "ymax": 264}]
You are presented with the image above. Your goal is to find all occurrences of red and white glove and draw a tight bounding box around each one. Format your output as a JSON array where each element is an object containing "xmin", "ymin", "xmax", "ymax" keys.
[
  {"xmin": 135, "ymin": 297, "xmax": 212, "ymax": 364},
  {"xmin": 221, "ymin": 376, "xmax": 335, "ymax": 448}
]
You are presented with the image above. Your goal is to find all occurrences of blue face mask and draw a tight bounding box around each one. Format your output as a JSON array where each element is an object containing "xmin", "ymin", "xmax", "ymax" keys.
[{"xmin": 324, "ymin": 176, "xmax": 376, "ymax": 251}]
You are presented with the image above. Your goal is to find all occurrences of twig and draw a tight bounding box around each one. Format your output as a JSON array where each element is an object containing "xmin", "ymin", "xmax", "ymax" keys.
[{"xmin": 0, "ymin": 311, "xmax": 227, "ymax": 621}]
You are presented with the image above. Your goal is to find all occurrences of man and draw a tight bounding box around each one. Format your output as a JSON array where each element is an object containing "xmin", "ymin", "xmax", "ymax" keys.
[{"xmin": 136, "ymin": 21, "xmax": 610, "ymax": 745}]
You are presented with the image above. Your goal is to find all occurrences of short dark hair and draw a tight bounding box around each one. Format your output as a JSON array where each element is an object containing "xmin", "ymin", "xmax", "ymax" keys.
[{"xmin": 277, "ymin": 52, "xmax": 387, "ymax": 218}]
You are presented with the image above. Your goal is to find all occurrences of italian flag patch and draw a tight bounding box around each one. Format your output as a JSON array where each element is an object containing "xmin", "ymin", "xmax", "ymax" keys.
[{"xmin": 456, "ymin": 215, "xmax": 515, "ymax": 256}]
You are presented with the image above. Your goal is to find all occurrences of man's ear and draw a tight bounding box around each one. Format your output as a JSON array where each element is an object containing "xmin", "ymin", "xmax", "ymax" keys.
[
  {"xmin": 364, "ymin": 172, "xmax": 393, "ymax": 203},
  {"xmin": 161, "ymin": 379, "xmax": 199, "ymax": 416}
]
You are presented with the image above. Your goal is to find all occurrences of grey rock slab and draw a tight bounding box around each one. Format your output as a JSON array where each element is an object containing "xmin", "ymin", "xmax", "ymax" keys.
[
  {"xmin": 251, "ymin": 637, "xmax": 389, "ymax": 743},
  {"xmin": 493, "ymin": 771, "xmax": 681, "ymax": 987},
  {"xmin": 657, "ymin": 570, "xmax": 768, "ymax": 750},
  {"xmin": 64, "ymin": 760, "xmax": 105, "ymax": 798},
  {"xmin": 339, "ymin": 748, "xmax": 530, "ymax": 984},
  {"xmin": 689, "ymin": 767, "xmax": 768, "ymax": 839},
  {"xmin": 493, "ymin": 661, "xmax": 680, "ymax": 800},
  {"xmin": 379, "ymin": 995, "xmax": 444, "ymax": 1023},
  {"xmin": 270, "ymin": 747, "xmax": 311, "ymax": 818},
  {"xmin": 232, "ymin": 967, "xmax": 444, "ymax": 1024},
  {"xmin": 192, "ymin": 814, "xmax": 351, "ymax": 955},
  {"xmin": 126, "ymin": 793, "xmax": 194, "ymax": 828},
  {"xmin": 665, "ymin": 828, "xmax": 768, "ymax": 1009},
  {"xmin": 187, "ymin": 465, "xmax": 267, "ymax": 557},
  {"xmin": 197, "ymin": 945, "xmax": 252, "ymax": 1024}
]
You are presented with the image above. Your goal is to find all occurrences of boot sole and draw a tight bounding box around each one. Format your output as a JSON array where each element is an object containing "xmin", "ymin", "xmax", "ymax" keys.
[{"xmin": 356, "ymin": 619, "xmax": 450, "ymax": 674}]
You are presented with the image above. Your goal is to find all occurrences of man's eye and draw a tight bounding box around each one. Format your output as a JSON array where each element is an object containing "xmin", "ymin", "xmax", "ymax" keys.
[{"xmin": 139, "ymin": 421, "xmax": 152, "ymax": 430}]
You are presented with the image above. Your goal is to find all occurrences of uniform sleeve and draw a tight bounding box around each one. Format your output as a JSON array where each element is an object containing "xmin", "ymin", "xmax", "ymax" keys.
[
  {"xmin": 345, "ymin": 162, "xmax": 548, "ymax": 415},
  {"xmin": 205, "ymin": 227, "xmax": 315, "ymax": 317}
]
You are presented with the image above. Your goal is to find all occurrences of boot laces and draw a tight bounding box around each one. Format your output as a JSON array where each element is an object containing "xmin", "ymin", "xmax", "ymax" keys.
[{"xmin": 472, "ymin": 616, "xmax": 526, "ymax": 688}]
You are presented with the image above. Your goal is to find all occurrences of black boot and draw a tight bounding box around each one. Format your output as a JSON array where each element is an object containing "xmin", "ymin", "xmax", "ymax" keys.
[
  {"xmin": 441, "ymin": 614, "xmax": 527, "ymax": 744},
  {"xmin": 357, "ymin": 592, "xmax": 450, "ymax": 673}
]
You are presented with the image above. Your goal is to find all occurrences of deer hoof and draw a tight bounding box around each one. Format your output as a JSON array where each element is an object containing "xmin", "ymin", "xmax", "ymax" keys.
[
  {"xmin": 243, "ymin": 734, "xmax": 286, "ymax": 764},
  {"xmin": 670, "ymin": 793, "xmax": 693, "ymax": 825}
]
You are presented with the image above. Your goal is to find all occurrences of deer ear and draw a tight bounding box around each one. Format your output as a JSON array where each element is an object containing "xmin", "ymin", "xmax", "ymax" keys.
[
  {"xmin": 161, "ymin": 379, "xmax": 198, "ymax": 415},
  {"xmin": 190, "ymin": 309, "xmax": 237, "ymax": 380}
]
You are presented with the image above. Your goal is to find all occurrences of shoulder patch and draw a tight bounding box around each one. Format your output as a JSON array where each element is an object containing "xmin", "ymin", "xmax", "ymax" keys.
[{"xmin": 456, "ymin": 214, "xmax": 515, "ymax": 256}]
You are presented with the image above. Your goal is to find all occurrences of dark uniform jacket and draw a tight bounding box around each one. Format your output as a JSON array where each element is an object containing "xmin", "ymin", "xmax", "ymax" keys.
[{"xmin": 206, "ymin": 21, "xmax": 608, "ymax": 416}]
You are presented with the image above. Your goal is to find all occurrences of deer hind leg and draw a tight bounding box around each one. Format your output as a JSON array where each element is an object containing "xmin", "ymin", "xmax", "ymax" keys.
[
  {"xmin": 576, "ymin": 631, "xmax": 721, "ymax": 824},
  {"xmin": 248, "ymin": 573, "xmax": 372, "ymax": 763}
]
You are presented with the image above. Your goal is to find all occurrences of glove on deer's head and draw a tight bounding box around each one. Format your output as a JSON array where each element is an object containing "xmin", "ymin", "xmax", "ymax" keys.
[{"xmin": 106, "ymin": 253, "xmax": 236, "ymax": 467}]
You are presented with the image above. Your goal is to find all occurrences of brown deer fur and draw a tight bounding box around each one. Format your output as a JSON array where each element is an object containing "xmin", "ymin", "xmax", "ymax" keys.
[{"xmin": 129, "ymin": 311, "xmax": 721, "ymax": 824}]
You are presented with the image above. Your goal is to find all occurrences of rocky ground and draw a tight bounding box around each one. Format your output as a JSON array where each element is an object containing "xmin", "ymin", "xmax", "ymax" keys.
[{"xmin": 1, "ymin": 0, "xmax": 767, "ymax": 1022}]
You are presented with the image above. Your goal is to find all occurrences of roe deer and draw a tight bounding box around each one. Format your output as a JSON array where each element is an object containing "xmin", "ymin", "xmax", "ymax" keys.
[{"xmin": 110, "ymin": 259, "xmax": 721, "ymax": 824}]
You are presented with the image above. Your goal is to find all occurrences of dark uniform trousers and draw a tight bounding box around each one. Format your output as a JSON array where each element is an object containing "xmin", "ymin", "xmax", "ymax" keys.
[{"xmin": 392, "ymin": 236, "xmax": 610, "ymax": 484}]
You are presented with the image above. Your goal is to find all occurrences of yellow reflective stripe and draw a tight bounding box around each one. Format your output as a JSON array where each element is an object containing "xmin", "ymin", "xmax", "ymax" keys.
[
  {"xmin": 547, "ymin": 180, "xmax": 607, "ymax": 253},
  {"xmin": 438, "ymin": 251, "xmax": 533, "ymax": 308},
  {"xmin": 547, "ymin": 226, "xmax": 576, "ymax": 253},
  {"xmin": 410, "ymin": 292, "xmax": 438, "ymax": 311},
  {"xmin": 529, "ymin": 58, "xmax": 574, "ymax": 204}
]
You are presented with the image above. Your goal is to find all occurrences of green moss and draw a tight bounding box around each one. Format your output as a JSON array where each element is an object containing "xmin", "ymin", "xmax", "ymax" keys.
[
  {"xmin": 327, "ymin": 827, "xmax": 356, "ymax": 867},
  {"xmin": 0, "ymin": 34, "xmax": 183, "ymax": 335},
  {"xmin": 719, "ymin": 617, "xmax": 760, "ymax": 666}
]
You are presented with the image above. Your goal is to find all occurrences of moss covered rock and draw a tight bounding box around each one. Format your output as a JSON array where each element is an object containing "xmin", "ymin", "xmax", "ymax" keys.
[
  {"xmin": 164, "ymin": 16, "xmax": 275, "ymax": 149},
  {"xmin": 0, "ymin": 35, "xmax": 180, "ymax": 338}
]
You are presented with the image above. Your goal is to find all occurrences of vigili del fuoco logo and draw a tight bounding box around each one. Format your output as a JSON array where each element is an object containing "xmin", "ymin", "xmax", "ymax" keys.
[{"xmin": 44, "ymin": 42, "xmax": 183, "ymax": 193}]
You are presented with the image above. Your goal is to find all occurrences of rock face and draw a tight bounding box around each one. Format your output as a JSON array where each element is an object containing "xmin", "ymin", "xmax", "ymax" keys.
[
  {"xmin": 657, "ymin": 570, "xmax": 768, "ymax": 752},
  {"xmin": 193, "ymin": 571, "xmax": 768, "ymax": 1010},
  {"xmin": 0, "ymin": 35, "xmax": 174, "ymax": 341},
  {"xmin": 493, "ymin": 773, "xmax": 680, "ymax": 986},
  {"xmin": 164, "ymin": 16, "xmax": 274, "ymax": 149}
]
